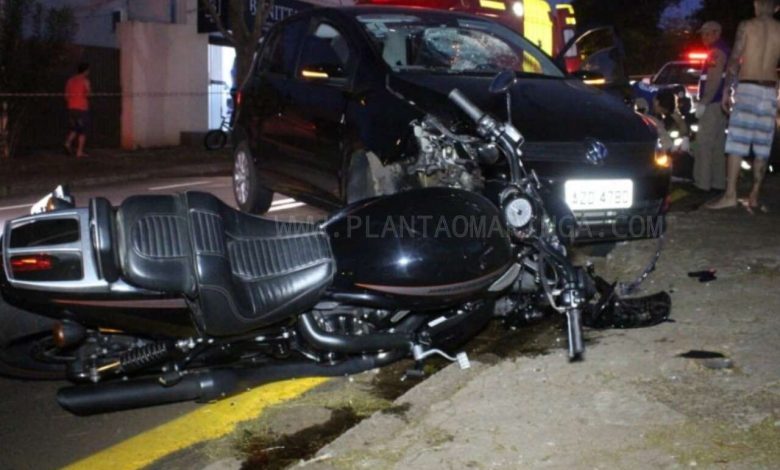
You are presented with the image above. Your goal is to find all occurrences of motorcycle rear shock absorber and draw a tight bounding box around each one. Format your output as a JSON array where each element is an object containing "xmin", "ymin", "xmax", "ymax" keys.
[
  {"xmin": 87, "ymin": 342, "xmax": 175, "ymax": 382},
  {"xmin": 119, "ymin": 342, "xmax": 175, "ymax": 373}
]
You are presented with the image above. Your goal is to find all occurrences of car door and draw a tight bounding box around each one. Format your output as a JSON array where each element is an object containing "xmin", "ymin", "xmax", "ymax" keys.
[
  {"xmin": 555, "ymin": 26, "xmax": 628, "ymax": 95},
  {"xmin": 282, "ymin": 19, "xmax": 355, "ymax": 202},
  {"xmin": 249, "ymin": 17, "xmax": 309, "ymax": 185}
]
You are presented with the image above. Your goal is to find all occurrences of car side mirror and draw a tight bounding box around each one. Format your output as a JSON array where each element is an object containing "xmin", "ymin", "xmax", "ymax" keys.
[
  {"xmin": 489, "ymin": 70, "xmax": 517, "ymax": 95},
  {"xmin": 300, "ymin": 63, "xmax": 346, "ymax": 81},
  {"xmin": 571, "ymin": 70, "xmax": 607, "ymax": 86}
]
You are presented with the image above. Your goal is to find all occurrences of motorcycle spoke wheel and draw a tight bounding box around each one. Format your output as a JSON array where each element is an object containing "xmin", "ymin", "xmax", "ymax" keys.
[{"xmin": 0, "ymin": 332, "xmax": 69, "ymax": 380}]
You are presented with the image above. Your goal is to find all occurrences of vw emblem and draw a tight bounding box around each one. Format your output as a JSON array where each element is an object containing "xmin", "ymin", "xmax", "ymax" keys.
[{"xmin": 584, "ymin": 139, "xmax": 608, "ymax": 166}]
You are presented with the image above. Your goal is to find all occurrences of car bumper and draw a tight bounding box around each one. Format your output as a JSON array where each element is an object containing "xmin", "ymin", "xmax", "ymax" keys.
[{"xmin": 530, "ymin": 163, "xmax": 671, "ymax": 244}]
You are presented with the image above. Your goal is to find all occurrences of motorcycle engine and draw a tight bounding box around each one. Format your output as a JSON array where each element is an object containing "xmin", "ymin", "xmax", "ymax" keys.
[{"xmin": 404, "ymin": 116, "xmax": 484, "ymax": 192}]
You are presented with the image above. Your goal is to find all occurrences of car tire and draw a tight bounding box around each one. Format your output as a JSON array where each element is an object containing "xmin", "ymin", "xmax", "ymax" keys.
[
  {"xmin": 204, "ymin": 130, "xmax": 228, "ymax": 151},
  {"xmin": 0, "ymin": 297, "xmax": 66, "ymax": 380},
  {"xmin": 233, "ymin": 141, "xmax": 273, "ymax": 214},
  {"xmin": 346, "ymin": 151, "xmax": 382, "ymax": 204}
]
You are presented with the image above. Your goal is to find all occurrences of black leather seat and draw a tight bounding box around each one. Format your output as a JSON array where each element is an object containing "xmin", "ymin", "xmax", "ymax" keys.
[{"xmin": 116, "ymin": 192, "xmax": 335, "ymax": 336}]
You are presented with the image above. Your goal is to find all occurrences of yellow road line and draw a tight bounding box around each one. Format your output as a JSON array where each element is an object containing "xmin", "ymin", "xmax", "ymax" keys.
[{"xmin": 63, "ymin": 377, "xmax": 329, "ymax": 470}]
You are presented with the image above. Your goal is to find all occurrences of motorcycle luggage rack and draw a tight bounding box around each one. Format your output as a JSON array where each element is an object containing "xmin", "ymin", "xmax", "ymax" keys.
[{"xmin": 3, "ymin": 209, "xmax": 116, "ymax": 294}]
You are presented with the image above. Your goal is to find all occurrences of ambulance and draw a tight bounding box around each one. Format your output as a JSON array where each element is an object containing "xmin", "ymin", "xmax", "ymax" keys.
[{"xmin": 355, "ymin": 0, "xmax": 579, "ymax": 68}]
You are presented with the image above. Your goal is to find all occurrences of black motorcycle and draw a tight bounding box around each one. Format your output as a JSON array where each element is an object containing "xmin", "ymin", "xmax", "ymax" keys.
[{"xmin": 0, "ymin": 75, "xmax": 670, "ymax": 415}]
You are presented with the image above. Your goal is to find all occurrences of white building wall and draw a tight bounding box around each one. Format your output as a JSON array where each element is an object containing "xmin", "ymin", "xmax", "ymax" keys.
[
  {"xmin": 118, "ymin": 19, "xmax": 208, "ymax": 149},
  {"xmin": 39, "ymin": 0, "xmax": 188, "ymax": 49}
]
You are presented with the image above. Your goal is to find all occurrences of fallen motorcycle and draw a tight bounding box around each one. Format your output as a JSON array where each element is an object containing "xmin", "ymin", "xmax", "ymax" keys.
[{"xmin": 0, "ymin": 75, "xmax": 670, "ymax": 415}]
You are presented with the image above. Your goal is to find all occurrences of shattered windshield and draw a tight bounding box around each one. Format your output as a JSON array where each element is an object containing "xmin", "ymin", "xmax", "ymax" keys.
[{"xmin": 357, "ymin": 14, "xmax": 564, "ymax": 77}]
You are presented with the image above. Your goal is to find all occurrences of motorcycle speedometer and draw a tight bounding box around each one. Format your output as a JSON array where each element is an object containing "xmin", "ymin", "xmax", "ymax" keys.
[{"xmin": 504, "ymin": 197, "xmax": 533, "ymax": 229}]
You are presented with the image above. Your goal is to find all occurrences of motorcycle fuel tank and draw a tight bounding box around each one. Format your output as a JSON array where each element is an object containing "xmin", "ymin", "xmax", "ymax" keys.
[{"xmin": 323, "ymin": 188, "xmax": 513, "ymax": 310}]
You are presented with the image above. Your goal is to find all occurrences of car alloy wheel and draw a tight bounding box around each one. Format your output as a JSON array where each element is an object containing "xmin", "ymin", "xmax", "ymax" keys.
[{"xmin": 234, "ymin": 149, "xmax": 251, "ymax": 205}]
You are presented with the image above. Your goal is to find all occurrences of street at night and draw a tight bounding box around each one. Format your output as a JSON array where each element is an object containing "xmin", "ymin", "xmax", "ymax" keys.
[{"xmin": 1, "ymin": 0, "xmax": 780, "ymax": 469}]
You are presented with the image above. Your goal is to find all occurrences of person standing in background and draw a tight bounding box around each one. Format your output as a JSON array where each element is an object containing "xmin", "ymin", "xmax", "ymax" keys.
[
  {"xmin": 707, "ymin": 0, "xmax": 780, "ymax": 211},
  {"xmin": 693, "ymin": 21, "xmax": 730, "ymax": 192},
  {"xmin": 64, "ymin": 63, "xmax": 91, "ymax": 159}
]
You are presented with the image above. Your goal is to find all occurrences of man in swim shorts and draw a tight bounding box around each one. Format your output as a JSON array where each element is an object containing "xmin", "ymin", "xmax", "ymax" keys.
[{"xmin": 707, "ymin": 0, "xmax": 780, "ymax": 210}]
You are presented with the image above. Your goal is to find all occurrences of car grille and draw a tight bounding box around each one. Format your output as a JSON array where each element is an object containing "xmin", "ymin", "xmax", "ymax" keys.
[{"xmin": 521, "ymin": 141, "xmax": 653, "ymax": 164}]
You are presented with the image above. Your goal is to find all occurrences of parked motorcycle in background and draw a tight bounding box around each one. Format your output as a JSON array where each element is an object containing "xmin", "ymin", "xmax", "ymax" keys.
[{"xmin": 0, "ymin": 73, "xmax": 671, "ymax": 415}]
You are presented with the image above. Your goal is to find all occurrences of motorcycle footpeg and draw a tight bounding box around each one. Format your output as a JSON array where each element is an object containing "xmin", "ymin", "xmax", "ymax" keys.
[{"xmin": 412, "ymin": 345, "xmax": 471, "ymax": 370}]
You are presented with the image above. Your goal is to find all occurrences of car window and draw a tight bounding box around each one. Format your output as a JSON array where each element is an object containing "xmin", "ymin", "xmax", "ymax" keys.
[
  {"xmin": 653, "ymin": 64, "xmax": 700, "ymax": 86},
  {"xmin": 261, "ymin": 18, "xmax": 308, "ymax": 77},
  {"xmin": 356, "ymin": 13, "xmax": 563, "ymax": 77},
  {"xmin": 654, "ymin": 65, "xmax": 671, "ymax": 84},
  {"xmin": 297, "ymin": 22, "xmax": 351, "ymax": 82}
]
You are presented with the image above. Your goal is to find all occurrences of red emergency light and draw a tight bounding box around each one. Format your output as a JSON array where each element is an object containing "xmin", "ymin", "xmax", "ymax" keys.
[{"xmin": 687, "ymin": 51, "xmax": 708, "ymax": 62}]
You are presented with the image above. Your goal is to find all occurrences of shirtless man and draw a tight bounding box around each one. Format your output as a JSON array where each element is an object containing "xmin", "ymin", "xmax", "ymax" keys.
[{"xmin": 707, "ymin": 0, "xmax": 780, "ymax": 210}]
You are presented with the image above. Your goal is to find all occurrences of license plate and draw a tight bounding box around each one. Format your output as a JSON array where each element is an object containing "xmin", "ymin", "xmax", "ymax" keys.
[{"xmin": 564, "ymin": 179, "xmax": 633, "ymax": 211}]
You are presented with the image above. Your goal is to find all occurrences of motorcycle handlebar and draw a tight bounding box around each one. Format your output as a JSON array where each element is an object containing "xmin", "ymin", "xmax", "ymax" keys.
[{"xmin": 448, "ymin": 89, "xmax": 484, "ymax": 123}]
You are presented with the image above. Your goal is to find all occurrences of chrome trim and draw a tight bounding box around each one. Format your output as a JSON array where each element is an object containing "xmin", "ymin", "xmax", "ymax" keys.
[
  {"xmin": 3, "ymin": 209, "xmax": 111, "ymax": 293},
  {"xmin": 488, "ymin": 263, "xmax": 521, "ymax": 292}
]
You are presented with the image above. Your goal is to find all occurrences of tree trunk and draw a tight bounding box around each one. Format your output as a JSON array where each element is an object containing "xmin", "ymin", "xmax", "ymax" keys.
[
  {"xmin": 234, "ymin": 44, "xmax": 256, "ymax": 88},
  {"xmin": 0, "ymin": 101, "xmax": 9, "ymax": 160}
]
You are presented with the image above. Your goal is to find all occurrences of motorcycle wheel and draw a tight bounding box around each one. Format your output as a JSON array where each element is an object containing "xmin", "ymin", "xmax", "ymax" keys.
[
  {"xmin": 0, "ymin": 298, "xmax": 67, "ymax": 380},
  {"xmin": 233, "ymin": 141, "xmax": 274, "ymax": 214},
  {"xmin": 204, "ymin": 130, "xmax": 228, "ymax": 151}
]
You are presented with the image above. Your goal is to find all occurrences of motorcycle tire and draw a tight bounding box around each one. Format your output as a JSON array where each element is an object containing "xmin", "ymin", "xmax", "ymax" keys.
[
  {"xmin": 0, "ymin": 297, "xmax": 66, "ymax": 380},
  {"xmin": 204, "ymin": 130, "xmax": 228, "ymax": 151},
  {"xmin": 233, "ymin": 141, "xmax": 274, "ymax": 214}
]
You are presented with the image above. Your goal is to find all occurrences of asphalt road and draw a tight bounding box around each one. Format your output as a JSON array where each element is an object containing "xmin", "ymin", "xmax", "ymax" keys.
[
  {"xmin": 0, "ymin": 176, "xmax": 718, "ymax": 469},
  {"xmin": 0, "ymin": 176, "xmax": 324, "ymax": 470}
]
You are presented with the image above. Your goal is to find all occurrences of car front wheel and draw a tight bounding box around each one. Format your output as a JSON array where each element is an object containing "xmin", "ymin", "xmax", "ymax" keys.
[{"xmin": 233, "ymin": 141, "xmax": 273, "ymax": 214}]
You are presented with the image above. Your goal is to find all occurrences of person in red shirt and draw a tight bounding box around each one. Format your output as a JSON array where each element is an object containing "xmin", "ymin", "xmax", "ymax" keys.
[{"xmin": 64, "ymin": 63, "xmax": 91, "ymax": 158}]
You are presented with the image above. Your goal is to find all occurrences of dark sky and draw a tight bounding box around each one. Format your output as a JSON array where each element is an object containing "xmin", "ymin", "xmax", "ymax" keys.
[
  {"xmin": 662, "ymin": 0, "xmax": 702, "ymax": 20},
  {"xmin": 553, "ymin": 0, "xmax": 702, "ymax": 21}
]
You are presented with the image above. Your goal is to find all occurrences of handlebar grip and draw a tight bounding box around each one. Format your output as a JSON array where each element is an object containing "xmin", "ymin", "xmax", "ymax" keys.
[
  {"xmin": 566, "ymin": 308, "xmax": 585, "ymax": 361},
  {"xmin": 448, "ymin": 89, "xmax": 484, "ymax": 123}
]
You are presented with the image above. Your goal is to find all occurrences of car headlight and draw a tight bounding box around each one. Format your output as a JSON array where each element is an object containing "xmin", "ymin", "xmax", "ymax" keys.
[{"xmin": 655, "ymin": 139, "xmax": 671, "ymax": 169}]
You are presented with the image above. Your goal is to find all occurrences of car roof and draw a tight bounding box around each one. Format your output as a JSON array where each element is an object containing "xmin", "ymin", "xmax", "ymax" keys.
[
  {"xmin": 659, "ymin": 61, "xmax": 699, "ymax": 68},
  {"xmin": 307, "ymin": 5, "xmax": 491, "ymax": 23}
]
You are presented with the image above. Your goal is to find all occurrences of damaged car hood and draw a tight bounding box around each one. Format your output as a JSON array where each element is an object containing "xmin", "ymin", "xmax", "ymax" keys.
[{"xmin": 388, "ymin": 73, "xmax": 656, "ymax": 145}]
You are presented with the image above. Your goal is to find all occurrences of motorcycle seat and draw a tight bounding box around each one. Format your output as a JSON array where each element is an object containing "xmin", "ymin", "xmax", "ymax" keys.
[{"xmin": 116, "ymin": 192, "xmax": 335, "ymax": 336}]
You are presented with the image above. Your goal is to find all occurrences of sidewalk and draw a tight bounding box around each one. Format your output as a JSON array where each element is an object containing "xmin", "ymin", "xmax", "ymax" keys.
[
  {"xmin": 0, "ymin": 147, "xmax": 232, "ymax": 199},
  {"xmin": 299, "ymin": 180, "xmax": 780, "ymax": 469}
]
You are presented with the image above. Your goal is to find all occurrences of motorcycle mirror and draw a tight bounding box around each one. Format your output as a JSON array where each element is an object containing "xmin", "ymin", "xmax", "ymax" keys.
[{"xmin": 489, "ymin": 70, "xmax": 517, "ymax": 95}]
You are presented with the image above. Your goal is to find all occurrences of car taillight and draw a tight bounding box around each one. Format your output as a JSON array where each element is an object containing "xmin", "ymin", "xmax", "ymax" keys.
[
  {"xmin": 10, "ymin": 254, "xmax": 54, "ymax": 273},
  {"xmin": 235, "ymin": 91, "xmax": 242, "ymax": 108}
]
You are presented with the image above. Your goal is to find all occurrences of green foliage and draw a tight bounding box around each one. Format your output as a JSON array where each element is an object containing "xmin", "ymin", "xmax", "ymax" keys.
[{"xmin": 0, "ymin": 0, "xmax": 77, "ymax": 158}]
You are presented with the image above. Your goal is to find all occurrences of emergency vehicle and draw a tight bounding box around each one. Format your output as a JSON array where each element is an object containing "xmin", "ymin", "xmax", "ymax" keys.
[{"xmin": 354, "ymin": 0, "xmax": 580, "ymax": 69}]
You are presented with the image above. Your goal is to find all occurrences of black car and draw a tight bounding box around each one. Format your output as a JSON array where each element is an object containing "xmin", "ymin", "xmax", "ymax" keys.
[{"xmin": 233, "ymin": 6, "xmax": 671, "ymax": 242}]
